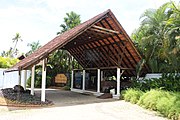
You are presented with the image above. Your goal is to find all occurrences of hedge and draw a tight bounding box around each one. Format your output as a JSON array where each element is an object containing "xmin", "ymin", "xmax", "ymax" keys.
[{"xmin": 122, "ymin": 89, "xmax": 180, "ymax": 120}]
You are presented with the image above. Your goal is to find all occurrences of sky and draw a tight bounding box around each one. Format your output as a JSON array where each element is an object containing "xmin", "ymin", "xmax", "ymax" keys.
[{"xmin": 0, "ymin": 0, "xmax": 179, "ymax": 55}]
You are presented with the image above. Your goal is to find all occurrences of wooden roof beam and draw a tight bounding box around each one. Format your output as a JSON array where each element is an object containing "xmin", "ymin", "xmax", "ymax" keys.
[
  {"xmin": 73, "ymin": 66, "xmax": 134, "ymax": 70},
  {"xmin": 89, "ymin": 28, "xmax": 113, "ymax": 35},
  {"xmin": 92, "ymin": 25, "xmax": 121, "ymax": 34}
]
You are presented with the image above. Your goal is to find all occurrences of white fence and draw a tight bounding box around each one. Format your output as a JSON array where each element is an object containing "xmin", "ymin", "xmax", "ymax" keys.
[{"xmin": 0, "ymin": 69, "xmax": 31, "ymax": 89}]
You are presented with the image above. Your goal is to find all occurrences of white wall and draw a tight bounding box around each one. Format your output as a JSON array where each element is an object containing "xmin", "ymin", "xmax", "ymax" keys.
[
  {"xmin": 145, "ymin": 73, "xmax": 162, "ymax": 79},
  {"xmin": 0, "ymin": 69, "xmax": 31, "ymax": 89}
]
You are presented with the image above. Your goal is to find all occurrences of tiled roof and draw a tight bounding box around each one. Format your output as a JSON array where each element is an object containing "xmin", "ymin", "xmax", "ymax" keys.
[{"xmin": 6, "ymin": 9, "xmax": 148, "ymax": 76}]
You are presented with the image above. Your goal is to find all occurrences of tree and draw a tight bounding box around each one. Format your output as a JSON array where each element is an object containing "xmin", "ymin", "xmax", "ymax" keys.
[
  {"xmin": 48, "ymin": 11, "xmax": 81, "ymax": 85},
  {"xmin": 11, "ymin": 33, "xmax": 23, "ymax": 57},
  {"xmin": 131, "ymin": 2, "xmax": 180, "ymax": 73},
  {"xmin": 0, "ymin": 56, "xmax": 19, "ymax": 68},
  {"xmin": 26, "ymin": 41, "xmax": 41, "ymax": 56},
  {"xmin": 1, "ymin": 47, "xmax": 13, "ymax": 57},
  {"xmin": 164, "ymin": 2, "xmax": 180, "ymax": 72},
  {"xmin": 57, "ymin": 11, "xmax": 81, "ymax": 35}
]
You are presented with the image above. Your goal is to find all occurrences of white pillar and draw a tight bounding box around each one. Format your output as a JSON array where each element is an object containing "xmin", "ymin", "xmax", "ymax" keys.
[
  {"xmin": 97, "ymin": 69, "xmax": 101, "ymax": 93},
  {"xmin": 82, "ymin": 70, "xmax": 85, "ymax": 91},
  {"xmin": 117, "ymin": 68, "xmax": 121, "ymax": 96},
  {"xmin": 101, "ymin": 71, "xmax": 103, "ymax": 81},
  {"xmin": 18, "ymin": 70, "xmax": 21, "ymax": 85},
  {"xmin": 71, "ymin": 70, "xmax": 74, "ymax": 90},
  {"xmin": 31, "ymin": 65, "xmax": 35, "ymax": 95},
  {"xmin": 23, "ymin": 70, "xmax": 27, "ymax": 90},
  {"xmin": 41, "ymin": 59, "xmax": 46, "ymax": 102}
]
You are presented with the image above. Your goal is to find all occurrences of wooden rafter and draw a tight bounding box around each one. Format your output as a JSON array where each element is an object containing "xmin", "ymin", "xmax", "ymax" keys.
[
  {"xmin": 89, "ymin": 28, "xmax": 113, "ymax": 35},
  {"xmin": 92, "ymin": 25, "xmax": 120, "ymax": 34},
  {"xmin": 104, "ymin": 18, "xmax": 138, "ymax": 66},
  {"xmin": 98, "ymin": 21, "xmax": 133, "ymax": 75}
]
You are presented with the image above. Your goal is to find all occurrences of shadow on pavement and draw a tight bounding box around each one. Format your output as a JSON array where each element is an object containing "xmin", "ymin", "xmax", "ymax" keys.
[{"xmin": 1, "ymin": 89, "xmax": 117, "ymax": 111}]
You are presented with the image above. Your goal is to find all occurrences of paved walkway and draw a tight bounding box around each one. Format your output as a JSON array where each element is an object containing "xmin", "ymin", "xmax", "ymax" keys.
[{"xmin": 0, "ymin": 89, "xmax": 167, "ymax": 120}]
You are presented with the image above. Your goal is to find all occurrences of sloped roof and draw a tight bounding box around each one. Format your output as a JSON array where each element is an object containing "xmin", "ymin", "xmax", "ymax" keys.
[{"xmin": 6, "ymin": 9, "xmax": 148, "ymax": 76}]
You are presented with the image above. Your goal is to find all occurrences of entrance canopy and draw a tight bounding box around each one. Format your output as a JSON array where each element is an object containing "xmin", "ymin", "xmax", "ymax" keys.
[{"xmin": 6, "ymin": 9, "xmax": 148, "ymax": 76}]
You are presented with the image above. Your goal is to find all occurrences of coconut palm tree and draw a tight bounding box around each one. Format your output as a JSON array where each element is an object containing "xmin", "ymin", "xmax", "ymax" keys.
[
  {"xmin": 26, "ymin": 41, "xmax": 41, "ymax": 56},
  {"xmin": 57, "ymin": 11, "xmax": 81, "ymax": 35},
  {"xmin": 164, "ymin": 2, "xmax": 180, "ymax": 72},
  {"xmin": 48, "ymin": 11, "xmax": 81, "ymax": 82},
  {"xmin": 132, "ymin": 2, "xmax": 180, "ymax": 73},
  {"xmin": 11, "ymin": 33, "xmax": 23, "ymax": 57}
]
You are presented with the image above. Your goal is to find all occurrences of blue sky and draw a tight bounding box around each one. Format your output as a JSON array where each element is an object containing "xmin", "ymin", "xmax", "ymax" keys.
[{"xmin": 0, "ymin": 0, "xmax": 179, "ymax": 54}]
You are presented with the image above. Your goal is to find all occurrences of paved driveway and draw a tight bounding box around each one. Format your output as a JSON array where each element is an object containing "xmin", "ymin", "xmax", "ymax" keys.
[
  {"xmin": 0, "ymin": 89, "xmax": 167, "ymax": 120},
  {"xmin": 35, "ymin": 89, "xmax": 115, "ymax": 106}
]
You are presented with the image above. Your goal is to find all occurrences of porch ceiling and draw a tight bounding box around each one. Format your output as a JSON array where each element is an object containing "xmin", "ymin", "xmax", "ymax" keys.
[{"xmin": 64, "ymin": 12, "xmax": 145, "ymax": 76}]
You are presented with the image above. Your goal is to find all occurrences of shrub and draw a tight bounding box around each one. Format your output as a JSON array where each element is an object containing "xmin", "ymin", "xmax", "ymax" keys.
[
  {"xmin": 168, "ymin": 101, "xmax": 180, "ymax": 120},
  {"xmin": 167, "ymin": 93, "xmax": 180, "ymax": 120},
  {"xmin": 27, "ymin": 75, "xmax": 51, "ymax": 88},
  {"xmin": 137, "ymin": 90, "xmax": 180, "ymax": 120},
  {"xmin": 131, "ymin": 73, "xmax": 180, "ymax": 92},
  {"xmin": 123, "ymin": 88, "xmax": 144, "ymax": 104},
  {"xmin": 63, "ymin": 86, "xmax": 70, "ymax": 90},
  {"xmin": 27, "ymin": 65, "xmax": 51, "ymax": 88},
  {"xmin": 156, "ymin": 92, "xmax": 176, "ymax": 115},
  {"xmin": 0, "ymin": 57, "xmax": 19, "ymax": 68},
  {"xmin": 120, "ymin": 90, "xmax": 126, "ymax": 99},
  {"xmin": 122, "ymin": 89, "xmax": 180, "ymax": 119},
  {"xmin": 138, "ymin": 89, "xmax": 166, "ymax": 110}
]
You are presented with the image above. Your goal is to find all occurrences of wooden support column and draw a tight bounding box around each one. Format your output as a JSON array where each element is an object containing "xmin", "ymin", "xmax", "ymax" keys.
[
  {"xmin": 97, "ymin": 69, "xmax": 101, "ymax": 93},
  {"xmin": 18, "ymin": 70, "xmax": 21, "ymax": 85},
  {"xmin": 82, "ymin": 70, "xmax": 85, "ymax": 91},
  {"xmin": 71, "ymin": 70, "xmax": 74, "ymax": 90},
  {"xmin": 31, "ymin": 65, "xmax": 35, "ymax": 95},
  {"xmin": 41, "ymin": 59, "xmax": 46, "ymax": 102},
  {"xmin": 23, "ymin": 70, "xmax": 27, "ymax": 90}
]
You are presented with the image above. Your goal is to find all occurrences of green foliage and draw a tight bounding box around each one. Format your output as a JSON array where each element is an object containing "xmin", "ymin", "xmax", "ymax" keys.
[
  {"xmin": 1, "ymin": 33, "xmax": 23, "ymax": 58},
  {"xmin": 48, "ymin": 11, "xmax": 82, "ymax": 85},
  {"xmin": 11, "ymin": 33, "xmax": 23, "ymax": 58},
  {"xmin": 26, "ymin": 41, "xmax": 41, "ymax": 56},
  {"xmin": 138, "ymin": 90, "xmax": 165, "ymax": 110},
  {"xmin": 123, "ymin": 89, "xmax": 144, "ymax": 104},
  {"xmin": 123, "ymin": 89, "xmax": 180, "ymax": 120},
  {"xmin": 27, "ymin": 66, "xmax": 51, "ymax": 88},
  {"xmin": 27, "ymin": 75, "xmax": 51, "ymax": 88},
  {"xmin": 168, "ymin": 97, "xmax": 180, "ymax": 120},
  {"xmin": 156, "ymin": 94, "xmax": 175, "ymax": 116},
  {"xmin": 1, "ymin": 48, "xmax": 13, "ymax": 58},
  {"xmin": 138, "ymin": 90, "xmax": 180, "ymax": 120},
  {"xmin": 63, "ymin": 85, "xmax": 70, "ymax": 90},
  {"xmin": 132, "ymin": 73, "xmax": 180, "ymax": 92},
  {"xmin": 0, "ymin": 57, "xmax": 19, "ymax": 68},
  {"xmin": 132, "ymin": 2, "xmax": 180, "ymax": 73},
  {"xmin": 57, "ymin": 11, "xmax": 81, "ymax": 35}
]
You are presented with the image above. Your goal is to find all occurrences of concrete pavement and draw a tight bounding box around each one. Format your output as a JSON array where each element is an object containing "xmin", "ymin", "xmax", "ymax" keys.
[
  {"xmin": 0, "ymin": 89, "xmax": 167, "ymax": 120},
  {"xmin": 0, "ymin": 100, "xmax": 166, "ymax": 120}
]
